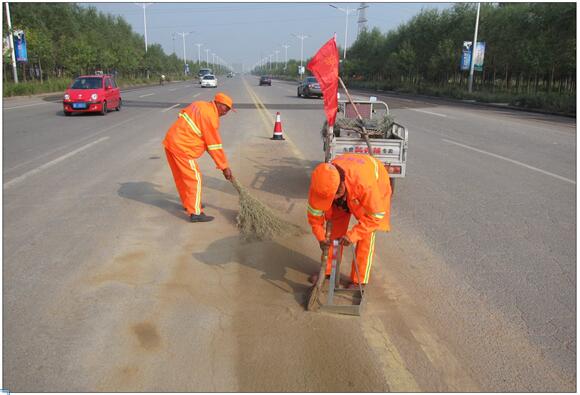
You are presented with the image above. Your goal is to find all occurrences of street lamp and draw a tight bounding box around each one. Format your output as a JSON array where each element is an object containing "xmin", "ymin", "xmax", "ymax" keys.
[
  {"xmin": 292, "ymin": 33, "xmax": 309, "ymax": 78},
  {"xmin": 329, "ymin": 4, "xmax": 358, "ymax": 60},
  {"xmin": 468, "ymin": 2, "xmax": 481, "ymax": 93},
  {"xmin": 205, "ymin": 49, "xmax": 210, "ymax": 66},
  {"xmin": 282, "ymin": 44, "xmax": 290, "ymax": 69},
  {"xmin": 176, "ymin": 31, "xmax": 193, "ymax": 64},
  {"xmin": 135, "ymin": 3, "xmax": 152, "ymax": 52},
  {"xmin": 195, "ymin": 43, "xmax": 203, "ymax": 65}
]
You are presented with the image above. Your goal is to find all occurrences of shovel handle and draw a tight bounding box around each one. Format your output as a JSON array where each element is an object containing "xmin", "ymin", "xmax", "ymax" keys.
[{"xmin": 307, "ymin": 220, "xmax": 332, "ymax": 311}]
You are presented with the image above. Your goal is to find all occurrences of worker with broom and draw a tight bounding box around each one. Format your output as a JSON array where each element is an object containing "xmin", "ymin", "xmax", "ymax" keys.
[
  {"xmin": 307, "ymin": 153, "xmax": 392, "ymax": 288},
  {"xmin": 163, "ymin": 92, "xmax": 235, "ymax": 222}
]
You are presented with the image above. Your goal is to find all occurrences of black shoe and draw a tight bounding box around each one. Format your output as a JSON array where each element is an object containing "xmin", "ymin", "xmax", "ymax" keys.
[{"xmin": 190, "ymin": 213, "xmax": 214, "ymax": 222}]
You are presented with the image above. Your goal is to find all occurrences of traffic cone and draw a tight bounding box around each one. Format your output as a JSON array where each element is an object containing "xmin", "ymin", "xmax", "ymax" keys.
[{"xmin": 271, "ymin": 112, "xmax": 285, "ymax": 140}]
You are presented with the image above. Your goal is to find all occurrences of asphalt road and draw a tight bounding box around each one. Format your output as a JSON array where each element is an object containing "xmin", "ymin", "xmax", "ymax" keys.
[{"xmin": 3, "ymin": 76, "xmax": 576, "ymax": 391}]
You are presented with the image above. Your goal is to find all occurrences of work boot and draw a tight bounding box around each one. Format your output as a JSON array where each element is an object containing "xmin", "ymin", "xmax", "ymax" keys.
[{"xmin": 190, "ymin": 213, "xmax": 214, "ymax": 222}]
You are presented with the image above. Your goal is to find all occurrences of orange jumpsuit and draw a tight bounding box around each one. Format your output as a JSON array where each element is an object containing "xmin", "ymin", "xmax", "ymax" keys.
[
  {"xmin": 307, "ymin": 154, "xmax": 391, "ymax": 284},
  {"xmin": 163, "ymin": 101, "xmax": 229, "ymax": 215}
]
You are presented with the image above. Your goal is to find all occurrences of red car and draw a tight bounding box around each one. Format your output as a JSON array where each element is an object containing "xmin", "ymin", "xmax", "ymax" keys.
[{"xmin": 63, "ymin": 75, "xmax": 122, "ymax": 116}]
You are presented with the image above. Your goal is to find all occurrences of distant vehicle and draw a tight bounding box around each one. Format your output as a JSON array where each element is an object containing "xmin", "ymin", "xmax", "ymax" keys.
[
  {"xmin": 259, "ymin": 76, "xmax": 271, "ymax": 86},
  {"xmin": 198, "ymin": 68, "xmax": 212, "ymax": 83},
  {"xmin": 201, "ymin": 74, "xmax": 218, "ymax": 88},
  {"xmin": 298, "ymin": 76, "xmax": 322, "ymax": 98},
  {"xmin": 227, "ymin": 72, "xmax": 233, "ymax": 78},
  {"xmin": 62, "ymin": 75, "xmax": 121, "ymax": 116}
]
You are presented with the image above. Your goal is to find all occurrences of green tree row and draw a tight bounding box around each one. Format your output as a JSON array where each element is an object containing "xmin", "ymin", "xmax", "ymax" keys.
[
  {"xmin": 3, "ymin": 3, "xmax": 230, "ymax": 83},
  {"xmin": 256, "ymin": 3, "xmax": 575, "ymax": 96}
]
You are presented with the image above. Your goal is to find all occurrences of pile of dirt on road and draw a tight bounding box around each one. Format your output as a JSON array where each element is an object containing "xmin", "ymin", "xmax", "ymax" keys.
[{"xmin": 231, "ymin": 179, "xmax": 303, "ymax": 241}]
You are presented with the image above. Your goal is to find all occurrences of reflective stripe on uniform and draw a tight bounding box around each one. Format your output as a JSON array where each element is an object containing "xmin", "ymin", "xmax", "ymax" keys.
[
  {"xmin": 364, "ymin": 231, "xmax": 376, "ymax": 282},
  {"xmin": 307, "ymin": 204, "xmax": 324, "ymax": 217},
  {"xmin": 179, "ymin": 112, "xmax": 203, "ymax": 137},
  {"xmin": 371, "ymin": 212, "xmax": 385, "ymax": 219},
  {"xmin": 189, "ymin": 159, "xmax": 202, "ymax": 214},
  {"xmin": 207, "ymin": 144, "xmax": 223, "ymax": 151},
  {"xmin": 371, "ymin": 156, "xmax": 379, "ymax": 180}
]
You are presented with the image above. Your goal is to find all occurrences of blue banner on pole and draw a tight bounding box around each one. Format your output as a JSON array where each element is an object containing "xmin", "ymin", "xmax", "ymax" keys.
[
  {"xmin": 461, "ymin": 41, "xmax": 485, "ymax": 72},
  {"xmin": 13, "ymin": 30, "xmax": 27, "ymax": 62}
]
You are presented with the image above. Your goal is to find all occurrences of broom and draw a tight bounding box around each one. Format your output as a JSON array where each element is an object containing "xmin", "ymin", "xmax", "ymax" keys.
[{"xmin": 230, "ymin": 178, "xmax": 303, "ymax": 242}]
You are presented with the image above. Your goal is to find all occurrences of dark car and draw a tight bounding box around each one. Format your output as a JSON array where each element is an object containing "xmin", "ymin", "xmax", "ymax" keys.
[
  {"xmin": 259, "ymin": 76, "xmax": 271, "ymax": 86},
  {"xmin": 297, "ymin": 76, "xmax": 322, "ymax": 98}
]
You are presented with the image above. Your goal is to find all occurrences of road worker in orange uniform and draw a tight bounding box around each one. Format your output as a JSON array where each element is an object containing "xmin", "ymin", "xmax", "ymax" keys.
[
  {"xmin": 307, "ymin": 153, "xmax": 391, "ymax": 287},
  {"xmin": 163, "ymin": 92, "xmax": 235, "ymax": 222}
]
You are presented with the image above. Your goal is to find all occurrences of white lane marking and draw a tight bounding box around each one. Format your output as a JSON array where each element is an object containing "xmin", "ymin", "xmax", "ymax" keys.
[
  {"xmin": 193, "ymin": 93, "xmax": 200, "ymax": 98},
  {"xmin": 4, "ymin": 137, "xmax": 110, "ymax": 189},
  {"xmin": 4, "ymin": 101, "xmax": 59, "ymax": 110},
  {"xmin": 410, "ymin": 108, "xmax": 448, "ymax": 118},
  {"xmin": 139, "ymin": 93, "xmax": 154, "ymax": 98},
  {"xmin": 442, "ymin": 138, "xmax": 576, "ymax": 185},
  {"xmin": 169, "ymin": 88, "xmax": 177, "ymax": 91},
  {"xmin": 5, "ymin": 113, "xmax": 148, "ymax": 174},
  {"xmin": 162, "ymin": 103, "xmax": 180, "ymax": 113}
]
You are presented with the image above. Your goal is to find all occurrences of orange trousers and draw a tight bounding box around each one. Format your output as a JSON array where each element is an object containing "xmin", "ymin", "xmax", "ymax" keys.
[
  {"xmin": 325, "ymin": 207, "xmax": 377, "ymax": 285},
  {"xmin": 165, "ymin": 148, "xmax": 203, "ymax": 215}
]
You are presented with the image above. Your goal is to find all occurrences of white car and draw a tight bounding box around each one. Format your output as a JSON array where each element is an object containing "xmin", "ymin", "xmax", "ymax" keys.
[{"xmin": 201, "ymin": 74, "xmax": 217, "ymax": 88}]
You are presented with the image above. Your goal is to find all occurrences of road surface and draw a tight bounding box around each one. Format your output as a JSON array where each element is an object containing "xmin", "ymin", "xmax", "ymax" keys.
[{"xmin": 3, "ymin": 76, "xmax": 576, "ymax": 391}]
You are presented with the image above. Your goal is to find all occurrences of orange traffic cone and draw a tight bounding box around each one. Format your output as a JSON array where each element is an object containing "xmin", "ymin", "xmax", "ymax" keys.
[{"xmin": 271, "ymin": 112, "xmax": 285, "ymax": 140}]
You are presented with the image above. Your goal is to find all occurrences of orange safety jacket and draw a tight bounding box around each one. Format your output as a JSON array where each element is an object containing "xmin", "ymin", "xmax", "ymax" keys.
[
  {"xmin": 307, "ymin": 154, "xmax": 391, "ymax": 243},
  {"xmin": 162, "ymin": 101, "xmax": 229, "ymax": 170}
]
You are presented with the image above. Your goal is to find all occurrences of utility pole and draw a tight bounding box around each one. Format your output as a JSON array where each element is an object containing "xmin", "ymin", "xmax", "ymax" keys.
[
  {"xmin": 171, "ymin": 33, "xmax": 176, "ymax": 54},
  {"xmin": 5, "ymin": 3, "xmax": 18, "ymax": 83},
  {"xmin": 135, "ymin": 3, "xmax": 152, "ymax": 52},
  {"xmin": 292, "ymin": 33, "xmax": 309, "ymax": 78},
  {"xmin": 357, "ymin": 3, "xmax": 369, "ymax": 38},
  {"xmin": 468, "ymin": 2, "xmax": 481, "ymax": 93},
  {"xmin": 282, "ymin": 44, "xmax": 290, "ymax": 70},
  {"xmin": 176, "ymin": 31, "xmax": 191, "ymax": 64},
  {"xmin": 329, "ymin": 4, "xmax": 358, "ymax": 60},
  {"xmin": 195, "ymin": 43, "xmax": 203, "ymax": 64},
  {"xmin": 205, "ymin": 49, "xmax": 210, "ymax": 67}
]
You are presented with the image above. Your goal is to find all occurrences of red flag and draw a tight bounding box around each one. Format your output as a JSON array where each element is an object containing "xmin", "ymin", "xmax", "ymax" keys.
[{"xmin": 307, "ymin": 37, "xmax": 339, "ymax": 127}]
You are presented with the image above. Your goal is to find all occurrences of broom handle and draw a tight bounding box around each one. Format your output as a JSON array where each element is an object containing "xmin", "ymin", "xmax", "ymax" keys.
[
  {"xmin": 230, "ymin": 178, "xmax": 242, "ymax": 194},
  {"xmin": 338, "ymin": 77, "xmax": 374, "ymax": 157}
]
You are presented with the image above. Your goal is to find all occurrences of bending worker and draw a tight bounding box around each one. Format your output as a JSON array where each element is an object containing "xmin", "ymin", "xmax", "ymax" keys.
[
  {"xmin": 307, "ymin": 153, "xmax": 392, "ymax": 287},
  {"xmin": 163, "ymin": 92, "xmax": 235, "ymax": 223}
]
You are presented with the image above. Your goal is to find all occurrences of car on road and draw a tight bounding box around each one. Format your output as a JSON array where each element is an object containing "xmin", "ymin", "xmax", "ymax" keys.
[
  {"xmin": 227, "ymin": 72, "xmax": 234, "ymax": 78},
  {"xmin": 297, "ymin": 76, "xmax": 322, "ymax": 98},
  {"xmin": 201, "ymin": 74, "xmax": 218, "ymax": 88},
  {"xmin": 63, "ymin": 75, "xmax": 121, "ymax": 116},
  {"xmin": 198, "ymin": 68, "xmax": 212, "ymax": 84},
  {"xmin": 259, "ymin": 76, "xmax": 271, "ymax": 86}
]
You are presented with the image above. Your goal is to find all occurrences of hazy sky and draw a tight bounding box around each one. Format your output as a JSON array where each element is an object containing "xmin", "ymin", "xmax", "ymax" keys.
[{"xmin": 85, "ymin": 2, "xmax": 452, "ymax": 71}]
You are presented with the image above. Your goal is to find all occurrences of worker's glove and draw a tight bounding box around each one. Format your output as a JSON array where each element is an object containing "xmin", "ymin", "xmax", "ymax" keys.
[
  {"xmin": 222, "ymin": 168, "xmax": 233, "ymax": 181},
  {"xmin": 339, "ymin": 235, "xmax": 352, "ymax": 246},
  {"xmin": 319, "ymin": 239, "xmax": 331, "ymax": 251}
]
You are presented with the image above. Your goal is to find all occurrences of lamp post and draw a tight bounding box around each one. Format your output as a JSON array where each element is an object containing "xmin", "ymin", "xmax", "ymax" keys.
[
  {"xmin": 282, "ymin": 44, "xmax": 290, "ymax": 70},
  {"xmin": 5, "ymin": 3, "xmax": 18, "ymax": 83},
  {"xmin": 329, "ymin": 4, "xmax": 358, "ymax": 60},
  {"xmin": 292, "ymin": 33, "xmax": 309, "ymax": 78},
  {"xmin": 468, "ymin": 2, "xmax": 481, "ymax": 93},
  {"xmin": 195, "ymin": 43, "xmax": 203, "ymax": 65},
  {"xmin": 135, "ymin": 3, "xmax": 152, "ymax": 78}
]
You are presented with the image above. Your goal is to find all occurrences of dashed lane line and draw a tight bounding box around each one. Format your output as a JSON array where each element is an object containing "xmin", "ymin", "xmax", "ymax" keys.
[
  {"xmin": 4, "ymin": 137, "xmax": 110, "ymax": 189},
  {"xmin": 442, "ymin": 138, "xmax": 576, "ymax": 185}
]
